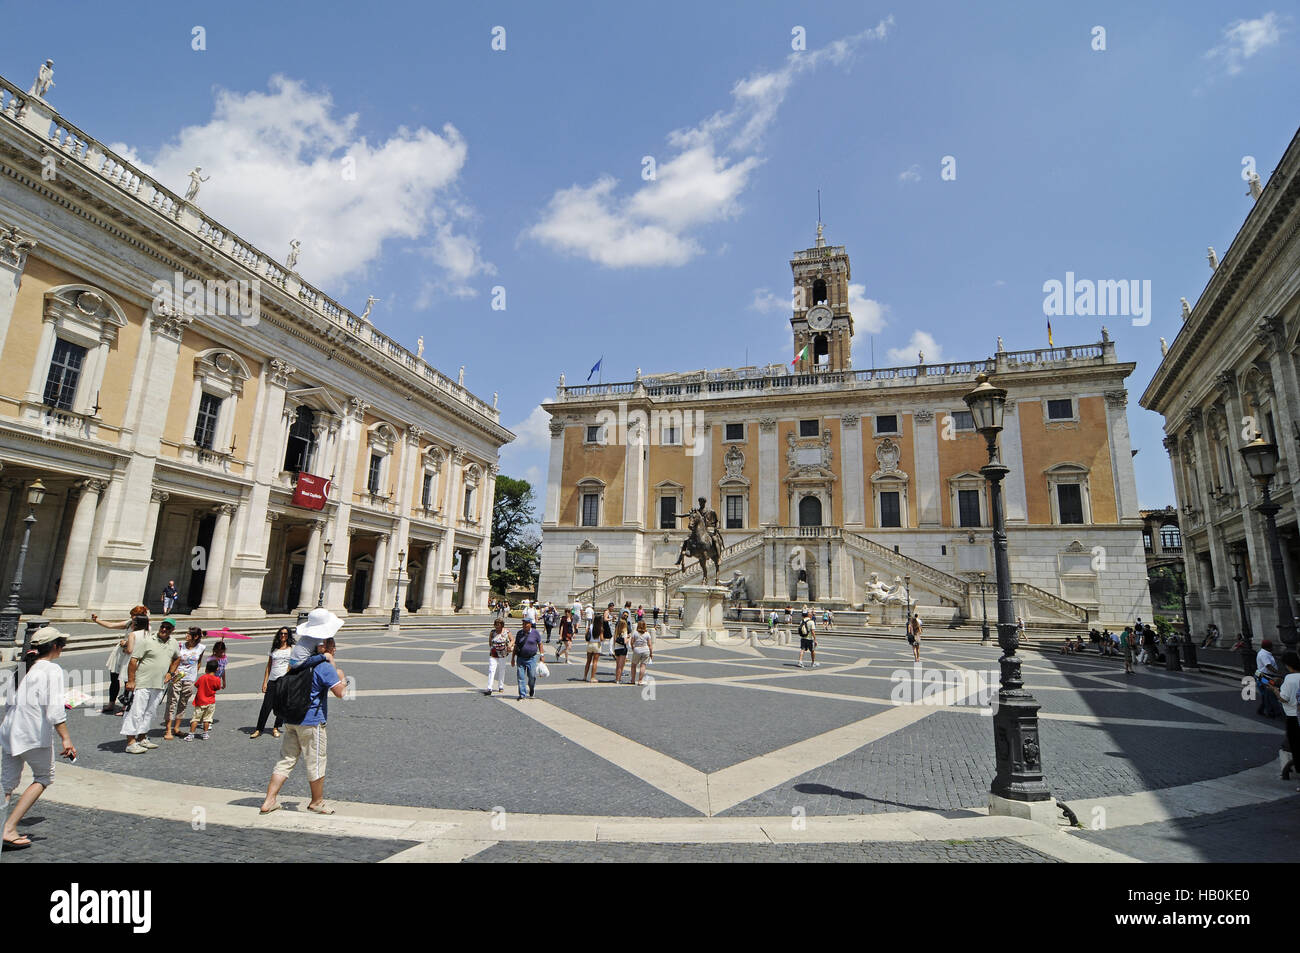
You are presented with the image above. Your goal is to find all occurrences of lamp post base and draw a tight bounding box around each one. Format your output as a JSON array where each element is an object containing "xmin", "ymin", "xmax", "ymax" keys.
[{"xmin": 988, "ymin": 793, "xmax": 1060, "ymax": 826}]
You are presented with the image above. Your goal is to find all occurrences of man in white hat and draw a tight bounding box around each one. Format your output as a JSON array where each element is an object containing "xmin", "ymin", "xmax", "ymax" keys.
[{"xmin": 2, "ymin": 627, "xmax": 76, "ymax": 850}]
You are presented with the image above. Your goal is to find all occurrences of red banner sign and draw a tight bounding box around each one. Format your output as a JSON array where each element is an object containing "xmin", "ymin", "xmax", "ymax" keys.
[{"xmin": 292, "ymin": 472, "xmax": 331, "ymax": 511}]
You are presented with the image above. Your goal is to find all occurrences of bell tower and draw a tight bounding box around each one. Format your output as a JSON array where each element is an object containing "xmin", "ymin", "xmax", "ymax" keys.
[{"xmin": 790, "ymin": 223, "xmax": 854, "ymax": 372}]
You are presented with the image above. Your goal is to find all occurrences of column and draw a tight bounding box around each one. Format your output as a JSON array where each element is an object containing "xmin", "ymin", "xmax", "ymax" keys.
[
  {"xmin": 623, "ymin": 419, "xmax": 647, "ymax": 527},
  {"xmin": 758, "ymin": 417, "xmax": 779, "ymax": 525},
  {"xmin": 420, "ymin": 538, "xmax": 439, "ymax": 611},
  {"xmin": 196, "ymin": 504, "xmax": 236, "ymax": 612},
  {"xmin": 368, "ymin": 533, "xmax": 390, "ymax": 611},
  {"xmin": 434, "ymin": 448, "xmax": 465, "ymax": 611},
  {"xmin": 22, "ymin": 314, "xmax": 58, "ymax": 405},
  {"xmin": 50, "ymin": 480, "xmax": 107, "ymax": 609},
  {"xmin": 94, "ymin": 312, "xmax": 192, "ymax": 607},
  {"xmin": 691, "ymin": 422, "xmax": 713, "ymax": 508},
  {"xmin": 912, "ymin": 410, "xmax": 940, "ymax": 527},
  {"xmin": 473, "ymin": 464, "xmax": 498, "ymax": 611},
  {"xmin": 544, "ymin": 417, "xmax": 565, "ymax": 524},
  {"xmin": 1001, "ymin": 401, "xmax": 1029, "ymax": 524},
  {"xmin": 297, "ymin": 519, "xmax": 324, "ymax": 609},
  {"xmin": 323, "ymin": 399, "xmax": 367, "ymax": 609},
  {"xmin": 395, "ymin": 427, "xmax": 422, "ymax": 559},
  {"xmin": 0, "ymin": 223, "xmax": 38, "ymax": 365},
  {"xmin": 840, "ymin": 414, "xmax": 864, "ymax": 527},
  {"xmin": 1103, "ymin": 390, "xmax": 1139, "ymax": 522}
]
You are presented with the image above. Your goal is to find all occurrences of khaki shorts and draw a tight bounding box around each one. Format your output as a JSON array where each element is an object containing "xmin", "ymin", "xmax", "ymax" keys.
[
  {"xmin": 586, "ymin": 642, "xmax": 602, "ymax": 654},
  {"xmin": 274, "ymin": 723, "xmax": 328, "ymax": 781},
  {"xmin": 193, "ymin": 703, "xmax": 215, "ymax": 723}
]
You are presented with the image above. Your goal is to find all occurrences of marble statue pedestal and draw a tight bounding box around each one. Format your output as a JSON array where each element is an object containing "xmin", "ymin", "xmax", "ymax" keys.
[
  {"xmin": 795, "ymin": 581, "xmax": 809, "ymax": 603},
  {"xmin": 679, "ymin": 585, "xmax": 729, "ymax": 643}
]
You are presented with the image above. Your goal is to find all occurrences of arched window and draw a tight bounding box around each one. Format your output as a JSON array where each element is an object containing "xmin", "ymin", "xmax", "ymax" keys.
[
  {"xmin": 798, "ymin": 495, "xmax": 823, "ymax": 527},
  {"xmin": 1159, "ymin": 524, "xmax": 1182, "ymax": 551},
  {"xmin": 812, "ymin": 278, "xmax": 828, "ymax": 305},
  {"xmin": 284, "ymin": 406, "xmax": 317, "ymax": 473},
  {"xmin": 813, "ymin": 333, "xmax": 829, "ymax": 366}
]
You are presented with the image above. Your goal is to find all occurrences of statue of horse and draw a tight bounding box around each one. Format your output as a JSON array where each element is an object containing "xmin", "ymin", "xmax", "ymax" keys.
[{"xmin": 679, "ymin": 510, "xmax": 723, "ymax": 586}]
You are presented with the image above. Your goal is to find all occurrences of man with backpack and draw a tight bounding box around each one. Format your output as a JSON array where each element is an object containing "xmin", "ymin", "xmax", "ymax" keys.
[
  {"xmin": 260, "ymin": 609, "xmax": 346, "ymax": 816},
  {"xmin": 797, "ymin": 611, "xmax": 818, "ymax": 668}
]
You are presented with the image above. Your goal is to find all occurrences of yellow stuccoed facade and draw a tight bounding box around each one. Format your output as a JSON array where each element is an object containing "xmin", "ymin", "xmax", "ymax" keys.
[{"xmin": 538, "ymin": 234, "xmax": 1152, "ymax": 628}]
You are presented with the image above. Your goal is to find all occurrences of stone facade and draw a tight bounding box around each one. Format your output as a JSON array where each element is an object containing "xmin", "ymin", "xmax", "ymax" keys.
[
  {"xmin": 0, "ymin": 69, "xmax": 512, "ymax": 619},
  {"xmin": 1140, "ymin": 126, "xmax": 1300, "ymax": 643},
  {"xmin": 539, "ymin": 232, "xmax": 1152, "ymax": 627}
]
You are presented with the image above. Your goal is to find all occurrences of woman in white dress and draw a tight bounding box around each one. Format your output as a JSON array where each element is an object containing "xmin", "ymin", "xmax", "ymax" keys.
[{"xmin": 1, "ymin": 627, "xmax": 76, "ymax": 851}]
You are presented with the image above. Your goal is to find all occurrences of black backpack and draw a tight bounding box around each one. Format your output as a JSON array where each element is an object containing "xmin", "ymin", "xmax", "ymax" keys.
[{"xmin": 272, "ymin": 656, "xmax": 329, "ymax": 725}]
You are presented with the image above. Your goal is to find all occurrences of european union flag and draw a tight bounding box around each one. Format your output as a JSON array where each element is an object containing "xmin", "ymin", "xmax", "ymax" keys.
[{"xmin": 587, "ymin": 357, "xmax": 603, "ymax": 382}]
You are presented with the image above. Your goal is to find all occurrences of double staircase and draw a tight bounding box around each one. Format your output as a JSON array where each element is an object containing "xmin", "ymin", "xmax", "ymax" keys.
[{"xmin": 569, "ymin": 526, "xmax": 1090, "ymax": 624}]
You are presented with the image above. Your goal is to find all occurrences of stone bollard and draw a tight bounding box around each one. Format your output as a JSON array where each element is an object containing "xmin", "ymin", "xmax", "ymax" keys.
[{"xmin": 1165, "ymin": 641, "xmax": 1182, "ymax": 672}]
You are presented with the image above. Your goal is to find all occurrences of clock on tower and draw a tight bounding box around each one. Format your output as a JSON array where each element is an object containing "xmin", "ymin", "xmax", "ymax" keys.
[{"xmin": 790, "ymin": 224, "xmax": 854, "ymax": 372}]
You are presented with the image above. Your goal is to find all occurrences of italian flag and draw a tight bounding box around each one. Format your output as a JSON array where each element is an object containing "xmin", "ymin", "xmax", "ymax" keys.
[{"xmin": 792, "ymin": 344, "xmax": 809, "ymax": 365}]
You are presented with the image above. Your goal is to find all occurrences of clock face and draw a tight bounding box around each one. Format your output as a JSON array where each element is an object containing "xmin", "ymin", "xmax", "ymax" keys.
[{"xmin": 807, "ymin": 305, "xmax": 833, "ymax": 330}]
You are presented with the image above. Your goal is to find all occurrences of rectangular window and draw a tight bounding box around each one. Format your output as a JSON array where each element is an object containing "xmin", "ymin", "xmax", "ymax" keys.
[
  {"xmin": 661, "ymin": 422, "xmax": 681, "ymax": 445},
  {"xmin": 799, "ymin": 419, "xmax": 819, "ymax": 437},
  {"xmin": 957, "ymin": 489, "xmax": 982, "ymax": 527},
  {"xmin": 367, "ymin": 454, "xmax": 383, "ymax": 495},
  {"xmin": 585, "ymin": 425, "xmax": 603, "ymax": 443},
  {"xmin": 725, "ymin": 422, "xmax": 745, "ymax": 441},
  {"xmin": 422, "ymin": 472, "xmax": 434, "ymax": 509},
  {"xmin": 659, "ymin": 496, "xmax": 677, "ymax": 529},
  {"xmin": 581, "ymin": 493, "xmax": 599, "ymax": 527},
  {"xmin": 951, "ymin": 410, "xmax": 975, "ymax": 431},
  {"xmin": 880, "ymin": 492, "xmax": 901, "ymax": 528},
  {"xmin": 726, "ymin": 495, "xmax": 744, "ymax": 529},
  {"xmin": 875, "ymin": 414, "xmax": 898, "ymax": 434},
  {"xmin": 193, "ymin": 392, "xmax": 222, "ymax": 449},
  {"xmin": 43, "ymin": 339, "xmax": 87, "ymax": 412},
  {"xmin": 1221, "ymin": 446, "xmax": 1236, "ymax": 490},
  {"xmin": 1199, "ymin": 553, "xmax": 1215, "ymax": 590},
  {"xmin": 1047, "ymin": 398, "xmax": 1074, "ymax": 420},
  {"xmin": 1143, "ymin": 532, "xmax": 1153, "ymax": 552},
  {"xmin": 1057, "ymin": 483, "xmax": 1084, "ymax": 524},
  {"xmin": 463, "ymin": 487, "xmax": 474, "ymax": 520}
]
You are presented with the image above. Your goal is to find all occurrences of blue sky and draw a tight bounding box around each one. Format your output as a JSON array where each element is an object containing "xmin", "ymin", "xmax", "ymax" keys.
[{"xmin": 4, "ymin": 1, "xmax": 1297, "ymax": 508}]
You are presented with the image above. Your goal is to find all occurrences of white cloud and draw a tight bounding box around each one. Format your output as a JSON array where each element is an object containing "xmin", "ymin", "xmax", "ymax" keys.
[
  {"xmin": 527, "ymin": 19, "xmax": 894, "ymax": 267},
  {"xmin": 886, "ymin": 330, "xmax": 943, "ymax": 366},
  {"xmin": 898, "ymin": 164, "xmax": 922, "ymax": 184},
  {"xmin": 750, "ymin": 287, "xmax": 789, "ymax": 313},
  {"xmin": 112, "ymin": 75, "xmax": 489, "ymax": 298},
  {"xmin": 497, "ymin": 404, "xmax": 553, "ymax": 492},
  {"xmin": 1205, "ymin": 13, "xmax": 1284, "ymax": 75},
  {"xmin": 847, "ymin": 282, "xmax": 888, "ymax": 333}
]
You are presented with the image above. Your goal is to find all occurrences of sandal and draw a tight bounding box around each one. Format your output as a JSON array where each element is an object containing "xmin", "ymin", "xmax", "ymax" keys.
[
  {"xmin": 258, "ymin": 804, "xmax": 282, "ymax": 815},
  {"xmin": 306, "ymin": 803, "xmax": 335, "ymax": 815},
  {"xmin": 2, "ymin": 835, "xmax": 32, "ymax": 850}
]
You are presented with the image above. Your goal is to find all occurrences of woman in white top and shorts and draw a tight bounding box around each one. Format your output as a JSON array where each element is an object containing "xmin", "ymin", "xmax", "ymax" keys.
[{"xmin": 629, "ymin": 620, "xmax": 654, "ymax": 685}]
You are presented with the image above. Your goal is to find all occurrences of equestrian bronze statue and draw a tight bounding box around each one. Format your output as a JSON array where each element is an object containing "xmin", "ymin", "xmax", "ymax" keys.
[{"xmin": 673, "ymin": 496, "xmax": 724, "ymax": 585}]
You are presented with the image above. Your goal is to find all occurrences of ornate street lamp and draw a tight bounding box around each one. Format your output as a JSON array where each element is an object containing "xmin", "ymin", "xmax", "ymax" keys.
[
  {"xmin": 964, "ymin": 374, "xmax": 1052, "ymax": 815},
  {"xmin": 979, "ymin": 571, "xmax": 990, "ymax": 644},
  {"xmin": 904, "ymin": 574, "xmax": 911, "ymax": 628},
  {"xmin": 391, "ymin": 548, "xmax": 407, "ymax": 625},
  {"xmin": 0, "ymin": 479, "xmax": 46, "ymax": 650},
  {"xmin": 1229, "ymin": 546, "xmax": 1254, "ymax": 647},
  {"xmin": 316, "ymin": 539, "xmax": 333, "ymax": 609},
  {"xmin": 1240, "ymin": 436, "xmax": 1298, "ymax": 649}
]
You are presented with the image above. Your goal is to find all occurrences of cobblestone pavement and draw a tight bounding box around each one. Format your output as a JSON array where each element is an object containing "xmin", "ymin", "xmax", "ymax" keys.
[
  {"xmin": 0, "ymin": 802, "xmax": 418, "ymax": 864},
  {"xmin": 463, "ymin": 837, "xmax": 1063, "ymax": 863},
  {"xmin": 6, "ymin": 624, "xmax": 1283, "ymax": 861},
  {"xmin": 1073, "ymin": 797, "xmax": 1300, "ymax": 863}
]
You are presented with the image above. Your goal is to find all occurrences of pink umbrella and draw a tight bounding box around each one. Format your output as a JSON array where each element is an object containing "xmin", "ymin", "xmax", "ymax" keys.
[{"xmin": 211, "ymin": 626, "xmax": 252, "ymax": 640}]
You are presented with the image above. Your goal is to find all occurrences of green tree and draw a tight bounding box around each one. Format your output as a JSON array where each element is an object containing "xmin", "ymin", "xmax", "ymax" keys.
[{"xmin": 489, "ymin": 475, "xmax": 539, "ymax": 595}]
